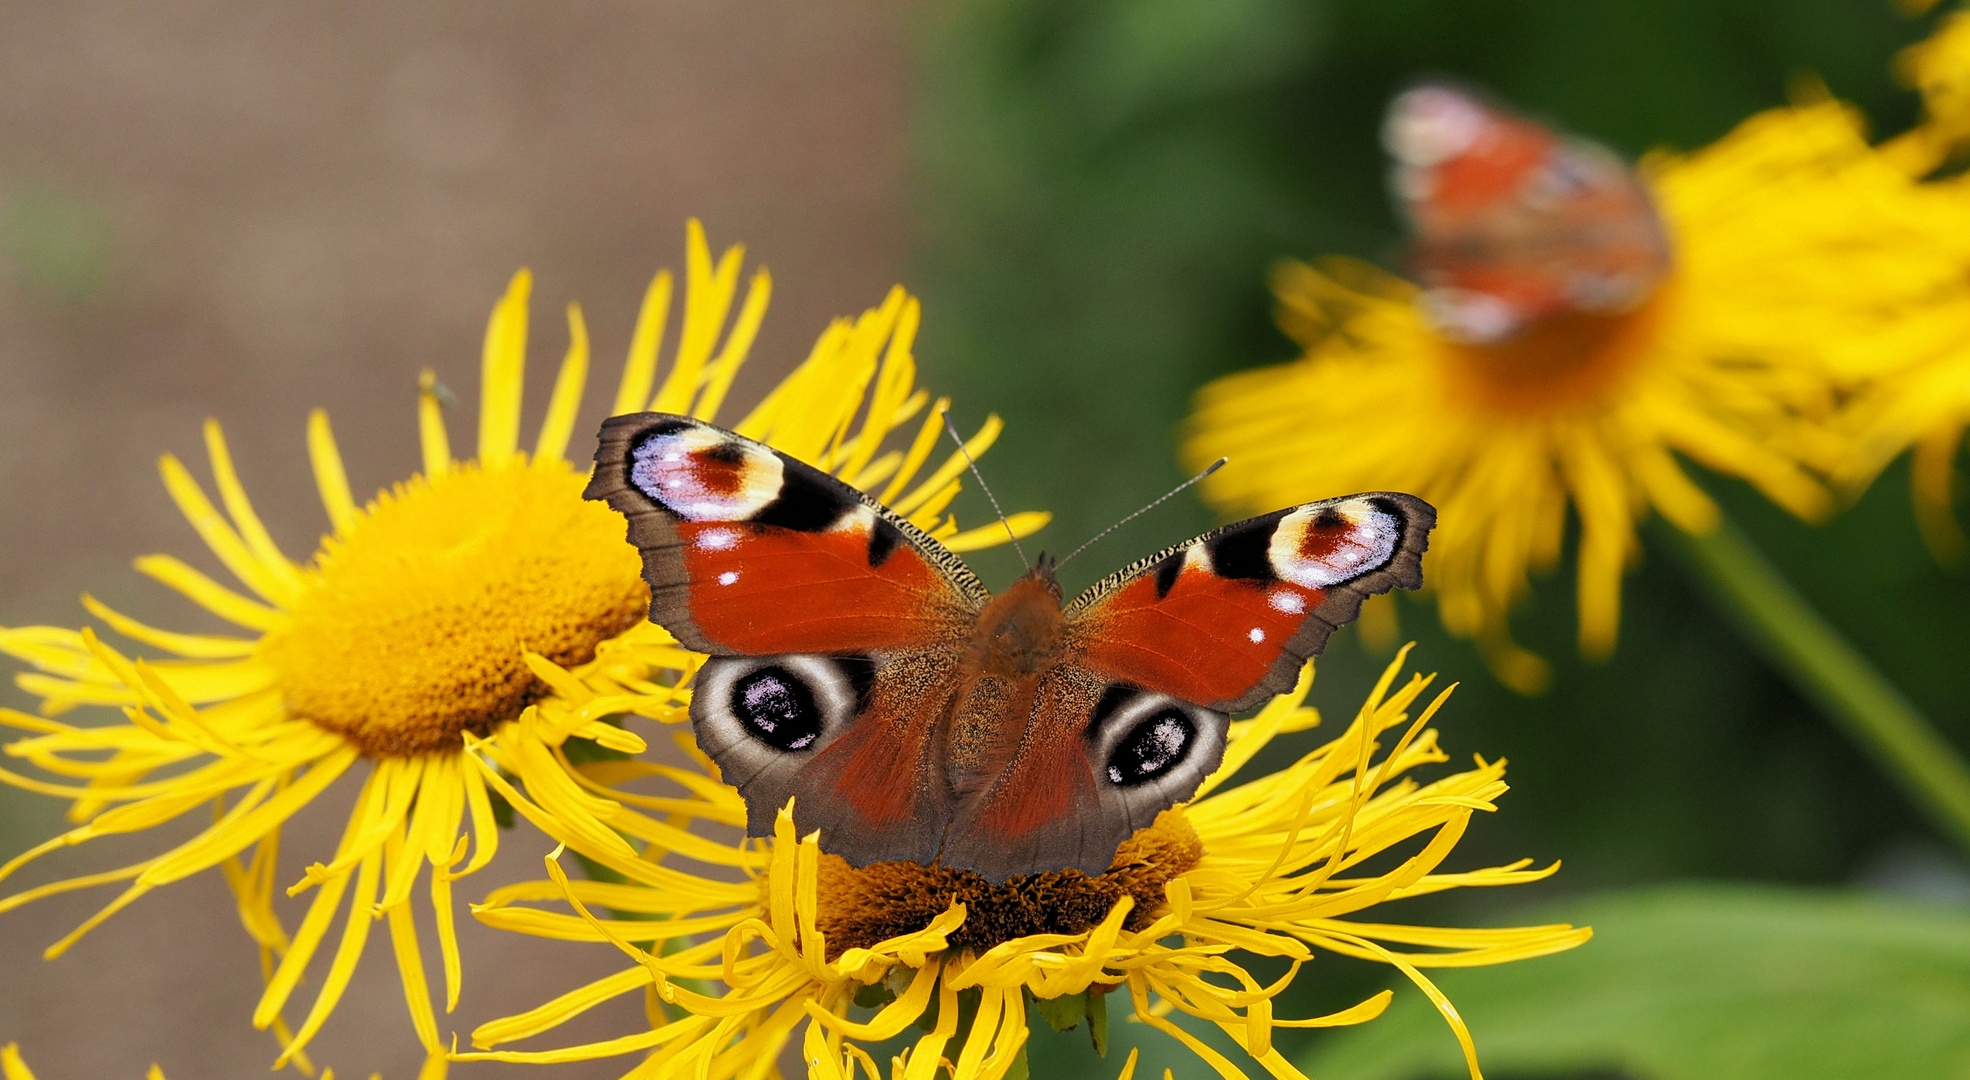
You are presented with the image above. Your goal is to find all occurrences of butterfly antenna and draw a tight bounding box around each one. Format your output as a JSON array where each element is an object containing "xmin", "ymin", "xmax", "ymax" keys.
[
  {"xmin": 1055, "ymin": 457, "xmax": 1228, "ymax": 571},
  {"xmin": 939, "ymin": 407, "xmax": 1030, "ymax": 570}
]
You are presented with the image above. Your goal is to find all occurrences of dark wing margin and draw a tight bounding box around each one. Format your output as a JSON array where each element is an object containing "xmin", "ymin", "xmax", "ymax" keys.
[{"xmin": 1064, "ymin": 492, "xmax": 1435, "ymax": 714}]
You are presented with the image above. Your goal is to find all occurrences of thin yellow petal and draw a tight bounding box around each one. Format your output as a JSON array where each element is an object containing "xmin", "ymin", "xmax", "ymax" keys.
[
  {"xmin": 201, "ymin": 420, "xmax": 303, "ymax": 598},
  {"xmin": 385, "ymin": 830, "xmax": 443, "ymax": 1054},
  {"xmin": 690, "ymin": 268, "xmax": 772, "ymax": 423},
  {"xmin": 158, "ymin": 452, "xmax": 293, "ymax": 607},
  {"xmin": 80, "ymin": 594, "xmax": 255, "ymax": 658},
  {"xmin": 612, "ymin": 270, "xmax": 673, "ymax": 416},
  {"xmin": 651, "ymin": 220, "xmax": 743, "ymax": 416},
  {"xmin": 276, "ymin": 846, "xmax": 383, "ymax": 1067},
  {"xmin": 891, "ymin": 414, "xmax": 1002, "ymax": 515},
  {"xmin": 307, "ymin": 409, "xmax": 359, "ymax": 536},
  {"xmin": 535, "ymin": 303, "xmax": 591, "ymax": 463},
  {"xmin": 479, "ymin": 269, "xmax": 531, "ymax": 466},
  {"xmin": 419, "ymin": 369, "xmax": 452, "ymax": 479},
  {"xmin": 941, "ymin": 511, "xmax": 1051, "ymax": 553},
  {"xmin": 132, "ymin": 555, "xmax": 284, "ymax": 633}
]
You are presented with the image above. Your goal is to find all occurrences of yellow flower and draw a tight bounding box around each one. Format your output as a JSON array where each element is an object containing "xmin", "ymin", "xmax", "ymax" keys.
[
  {"xmin": 1183, "ymin": 96, "xmax": 1970, "ymax": 692},
  {"xmin": 457, "ymin": 647, "xmax": 1585, "ymax": 1080},
  {"xmin": 0, "ymin": 222, "xmax": 1039, "ymax": 1074},
  {"xmin": 1840, "ymin": 14, "xmax": 1970, "ymax": 560},
  {"xmin": 1886, "ymin": 7, "xmax": 1970, "ymax": 173}
]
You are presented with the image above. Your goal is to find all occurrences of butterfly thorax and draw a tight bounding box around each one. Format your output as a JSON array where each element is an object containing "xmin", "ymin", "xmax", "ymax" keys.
[{"xmin": 963, "ymin": 568, "xmax": 1066, "ymax": 679}]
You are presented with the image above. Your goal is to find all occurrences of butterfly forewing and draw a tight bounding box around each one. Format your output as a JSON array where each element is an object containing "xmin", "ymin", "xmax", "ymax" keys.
[
  {"xmin": 586, "ymin": 413, "xmax": 987, "ymax": 656},
  {"xmin": 1063, "ymin": 493, "xmax": 1435, "ymax": 714}
]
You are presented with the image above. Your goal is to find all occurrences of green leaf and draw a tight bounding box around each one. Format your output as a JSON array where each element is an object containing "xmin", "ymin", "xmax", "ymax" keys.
[
  {"xmin": 1035, "ymin": 990, "xmax": 1090, "ymax": 1033},
  {"xmin": 1297, "ymin": 884, "xmax": 1970, "ymax": 1080},
  {"xmin": 855, "ymin": 981, "xmax": 897, "ymax": 1010}
]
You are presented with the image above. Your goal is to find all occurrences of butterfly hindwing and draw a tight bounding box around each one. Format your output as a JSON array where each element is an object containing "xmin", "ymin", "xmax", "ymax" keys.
[
  {"xmin": 935, "ymin": 665, "xmax": 1226, "ymax": 879},
  {"xmin": 690, "ymin": 650, "xmax": 958, "ymax": 867},
  {"xmin": 1064, "ymin": 493, "xmax": 1435, "ymax": 714}
]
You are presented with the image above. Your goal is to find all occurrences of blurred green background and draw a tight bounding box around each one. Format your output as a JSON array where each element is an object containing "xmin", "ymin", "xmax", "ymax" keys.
[
  {"xmin": 3, "ymin": 1, "xmax": 1968, "ymax": 1077},
  {"xmin": 909, "ymin": 0, "xmax": 1970, "ymax": 1075}
]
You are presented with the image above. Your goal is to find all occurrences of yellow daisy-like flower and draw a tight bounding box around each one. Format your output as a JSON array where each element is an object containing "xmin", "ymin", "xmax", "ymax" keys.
[
  {"xmin": 0, "ymin": 222, "xmax": 1038, "ymax": 1074},
  {"xmin": 457, "ymin": 647, "xmax": 1586, "ymax": 1080},
  {"xmin": 1183, "ymin": 96, "xmax": 1970, "ymax": 692}
]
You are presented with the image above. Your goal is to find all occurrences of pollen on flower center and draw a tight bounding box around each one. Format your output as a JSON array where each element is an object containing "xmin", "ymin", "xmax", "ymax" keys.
[
  {"xmin": 810, "ymin": 810, "xmax": 1203, "ymax": 958},
  {"xmin": 265, "ymin": 458, "xmax": 648, "ymax": 757},
  {"xmin": 1440, "ymin": 278, "xmax": 1675, "ymax": 416}
]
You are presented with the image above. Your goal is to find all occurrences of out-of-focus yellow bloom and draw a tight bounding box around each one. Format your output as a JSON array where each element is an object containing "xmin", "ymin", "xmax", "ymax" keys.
[
  {"xmin": 1844, "ymin": 11, "xmax": 1970, "ymax": 559},
  {"xmin": 459, "ymin": 647, "xmax": 1585, "ymax": 1080},
  {"xmin": 0, "ymin": 222, "xmax": 1040, "ymax": 1074},
  {"xmin": 1887, "ymin": 6, "xmax": 1970, "ymax": 171},
  {"xmin": 1185, "ymin": 97, "xmax": 1970, "ymax": 692}
]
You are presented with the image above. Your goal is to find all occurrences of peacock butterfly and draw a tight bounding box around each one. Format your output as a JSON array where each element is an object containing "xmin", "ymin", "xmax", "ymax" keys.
[
  {"xmin": 1384, "ymin": 82, "xmax": 1671, "ymax": 343},
  {"xmin": 586, "ymin": 414, "xmax": 1435, "ymax": 881}
]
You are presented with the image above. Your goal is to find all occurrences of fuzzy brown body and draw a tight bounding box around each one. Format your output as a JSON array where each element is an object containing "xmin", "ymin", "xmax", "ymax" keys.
[{"xmin": 946, "ymin": 571, "xmax": 1068, "ymax": 797}]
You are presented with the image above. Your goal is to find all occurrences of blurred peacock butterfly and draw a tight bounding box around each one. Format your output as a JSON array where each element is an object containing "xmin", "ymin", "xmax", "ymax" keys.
[{"xmin": 1384, "ymin": 82, "xmax": 1671, "ymax": 343}]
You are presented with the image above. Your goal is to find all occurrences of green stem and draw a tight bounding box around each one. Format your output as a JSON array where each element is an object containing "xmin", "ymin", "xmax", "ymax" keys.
[{"xmin": 1662, "ymin": 516, "xmax": 1970, "ymax": 859}]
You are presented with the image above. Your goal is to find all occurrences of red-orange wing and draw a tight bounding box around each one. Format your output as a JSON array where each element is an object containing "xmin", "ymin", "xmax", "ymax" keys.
[
  {"xmin": 930, "ymin": 493, "xmax": 1435, "ymax": 881},
  {"xmin": 935, "ymin": 665, "xmax": 1228, "ymax": 880},
  {"xmin": 586, "ymin": 413, "xmax": 986, "ymax": 865},
  {"xmin": 586, "ymin": 413, "xmax": 987, "ymax": 656},
  {"xmin": 1385, "ymin": 83, "xmax": 1670, "ymax": 342},
  {"xmin": 1064, "ymin": 493, "xmax": 1435, "ymax": 714}
]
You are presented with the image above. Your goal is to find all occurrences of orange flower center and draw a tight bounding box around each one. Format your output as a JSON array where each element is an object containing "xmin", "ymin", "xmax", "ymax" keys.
[
  {"xmin": 1437, "ymin": 278, "xmax": 1676, "ymax": 417},
  {"xmin": 813, "ymin": 810, "xmax": 1202, "ymax": 958}
]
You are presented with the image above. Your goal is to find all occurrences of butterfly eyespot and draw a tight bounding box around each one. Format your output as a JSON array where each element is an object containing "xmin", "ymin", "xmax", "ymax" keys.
[
  {"xmin": 731, "ymin": 666, "xmax": 824, "ymax": 751},
  {"xmin": 1086, "ymin": 685, "xmax": 1226, "ymax": 800},
  {"xmin": 690, "ymin": 655, "xmax": 865, "ymax": 764},
  {"xmin": 1105, "ymin": 708, "xmax": 1194, "ymax": 786}
]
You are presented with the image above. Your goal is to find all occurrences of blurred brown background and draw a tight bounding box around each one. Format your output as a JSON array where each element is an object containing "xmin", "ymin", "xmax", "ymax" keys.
[{"xmin": 0, "ymin": 2, "xmax": 912, "ymax": 1076}]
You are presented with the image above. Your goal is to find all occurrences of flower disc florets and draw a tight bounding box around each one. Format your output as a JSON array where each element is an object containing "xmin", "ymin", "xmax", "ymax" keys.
[
  {"xmin": 812, "ymin": 810, "xmax": 1202, "ymax": 957},
  {"xmin": 268, "ymin": 459, "xmax": 647, "ymax": 757}
]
